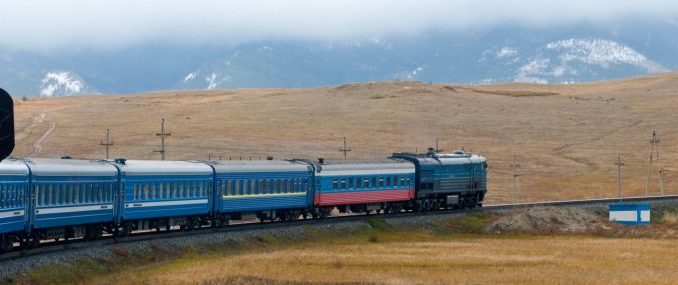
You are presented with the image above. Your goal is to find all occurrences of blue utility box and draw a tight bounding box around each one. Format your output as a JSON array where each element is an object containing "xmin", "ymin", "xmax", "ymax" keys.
[{"xmin": 609, "ymin": 203, "xmax": 651, "ymax": 225}]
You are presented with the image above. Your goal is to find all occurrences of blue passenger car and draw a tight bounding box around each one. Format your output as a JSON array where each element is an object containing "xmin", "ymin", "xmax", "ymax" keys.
[
  {"xmin": 0, "ymin": 159, "xmax": 30, "ymax": 249},
  {"xmin": 26, "ymin": 158, "xmax": 118, "ymax": 239},
  {"xmin": 112, "ymin": 160, "xmax": 214, "ymax": 231},
  {"xmin": 209, "ymin": 160, "xmax": 314, "ymax": 221}
]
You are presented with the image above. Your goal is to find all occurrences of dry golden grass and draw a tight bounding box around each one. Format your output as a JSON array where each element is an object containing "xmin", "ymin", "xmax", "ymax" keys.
[
  {"xmin": 86, "ymin": 236, "xmax": 678, "ymax": 285},
  {"xmin": 11, "ymin": 72, "xmax": 678, "ymax": 203}
]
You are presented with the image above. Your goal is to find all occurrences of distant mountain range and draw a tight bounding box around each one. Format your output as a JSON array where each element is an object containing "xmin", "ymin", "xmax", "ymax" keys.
[{"xmin": 1, "ymin": 20, "xmax": 677, "ymax": 97}]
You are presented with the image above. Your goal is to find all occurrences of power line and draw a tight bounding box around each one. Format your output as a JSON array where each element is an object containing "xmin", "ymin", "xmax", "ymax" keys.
[
  {"xmin": 338, "ymin": 137, "xmax": 351, "ymax": 160},
  {"xmin": 153, "ymin": 118, "xmax": 171, "ymax": 160},
  {"xmin": 615, "ymin": 153, "xmax": 625, "ymax": 202},
  {"xmin": 99, "ymin": 128, "xmax": 113, "ymax": 159}
]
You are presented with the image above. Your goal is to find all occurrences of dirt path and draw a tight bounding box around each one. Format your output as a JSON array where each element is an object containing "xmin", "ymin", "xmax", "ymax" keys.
[{"xmin": 25, "ymin": 113, "xmax": 56, "ymax": 157}]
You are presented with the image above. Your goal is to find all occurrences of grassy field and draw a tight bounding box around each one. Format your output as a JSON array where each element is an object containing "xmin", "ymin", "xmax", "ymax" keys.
[
  {"xmin": 13, "ymin": 211, "xmax": 678, "ymax": 285},
  {"xmin": 10, "ymin": 73, "xmax": 678, "ymax": 203}
]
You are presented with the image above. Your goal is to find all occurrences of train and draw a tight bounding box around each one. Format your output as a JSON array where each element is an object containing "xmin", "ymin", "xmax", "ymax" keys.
[{"xmin": 0, "ymin": 148, "xmax": 487, "ymax": 251}]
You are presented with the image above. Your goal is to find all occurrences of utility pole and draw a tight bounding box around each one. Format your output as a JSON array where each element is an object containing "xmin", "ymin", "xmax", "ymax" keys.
[
  {"xmin": 338, "ymin": 137, "xmax": 351, "ymax": 160},
  {"xmin": 645, "ymin": 129, "xmax": 660, "ymax": 196},
  {"xmin": 510, "ymin": 155, "xmax": 520, "ymax": 204},
  {"xmin": 153, "ymin": 118, "xmax": 171, "ymax": 160},
  {"xmin": 99, "ymin": 128, "xmax": 113, "ymax": 159},
  {"xmin": 615, "ymin": 154, "xmax": 625, "ymax": 201}
]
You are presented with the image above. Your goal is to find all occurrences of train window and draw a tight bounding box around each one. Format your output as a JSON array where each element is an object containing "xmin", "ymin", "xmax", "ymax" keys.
[
  {"xmin": 39, "ymin": 185, "xmax": 44, "ymax": 206},
  {"xmin": 10, "ymin": 185, "xmax": 14, "ymax": 207},
  {"xmin": 340, "ymin": 179, "xmax": 346, "ymax": 189},
  {"xmin": 371, "ymin": 177, "xmax": 376, "ymax": 189},
  {"xmin": 356, "ymin": 177, "xmax": 362, "ymax": 188},
  {"xmin": 348, "ymin": 178, "xmax": 354, "ymax": 189},
  {"xmin": 78, "ymin": 184, "xmax": 84, "ymax": 203},
  {"xmin": 58, "ymin": 184, "xmax": 65, "ymax": 205},
  {"xmin": 332, "ymin": 179, "xmax": 338, "ymax": 190},
  {"xmin": 1, "ymin": 186, "xmax": 5, "ymax": 208},
  {"xmin": 363, "ymin": 178, "xmax": 369, "ymax": 188},
  {"xmin": 66, "ymin": 185, "xmax": 72, "ymax": 204},
  {"xmin": 378, "ymin": 177, "xmax": 384, "ymax": 188},
  {"xmin": 95, "ymin": 184, "xmax": 99, "ymax": 203},
  {"xmin": 385, "ymin": 177, "xmax": 391, "ymax": 187},
  {"xmin": 72, "ymin": 184, "xmax": 79, "ymax": 203}
]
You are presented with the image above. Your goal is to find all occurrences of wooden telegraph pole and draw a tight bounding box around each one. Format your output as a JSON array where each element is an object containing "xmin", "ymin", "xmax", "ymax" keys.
[
  {"xmin": 645, "ymin": 129, "xmax": 660, "ymax": 196},
  {"xmin": 615, "ymin": 154, "xmax": 625, "ymax": 201},
  {"xmin": 339, "ymin": 137, "xmax": 351, "ymax": 160},
  {"xmin": 100, "ymin": 128, "xmax": 113, "ymax": 159},
  {"xmin": 510, "ymin": 155, "xmax": 520, "ymax": 204},
  {"xmin": 153, "ymin": 118, "xmax": 171, "ymax": 160}
]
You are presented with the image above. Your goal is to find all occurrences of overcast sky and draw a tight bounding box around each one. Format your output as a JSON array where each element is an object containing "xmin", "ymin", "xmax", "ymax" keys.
[{"xmin": 2, "ymin": 0, "xmax": 678, "ymax": 51}]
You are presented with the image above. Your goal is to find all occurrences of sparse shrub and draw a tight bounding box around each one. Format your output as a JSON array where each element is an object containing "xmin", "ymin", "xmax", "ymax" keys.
[
  {"xmin": 368, "ymin": 234, "xmax": 379, "ymax": 243},
  {"xmin": 111, "ymin": 247, "xmax": 129, "ymax": 257},
  {"xmin": 332, "ymin": 259, "xmax": 344, "ymax": 269}
]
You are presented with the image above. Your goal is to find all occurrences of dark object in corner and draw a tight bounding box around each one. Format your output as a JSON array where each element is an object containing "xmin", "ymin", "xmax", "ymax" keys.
[{"xmin": 0, "ymin": 88, "xmax": 14, "ymax": 162}]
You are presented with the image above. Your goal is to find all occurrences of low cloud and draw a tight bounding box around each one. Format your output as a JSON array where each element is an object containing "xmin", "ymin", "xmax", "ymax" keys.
[{"xmin": 2, "ymin": 0, "xmax": 677, "ymax": 51}]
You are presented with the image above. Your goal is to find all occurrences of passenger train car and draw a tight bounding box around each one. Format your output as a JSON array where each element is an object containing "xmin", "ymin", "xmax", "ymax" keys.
[
  {"xmin": 311, "ymin": 159, "xmax": 415, "ymax": 217},
  {"xmin": 0, "ymin": 149, "xmax": 487, "ymax": 251}
]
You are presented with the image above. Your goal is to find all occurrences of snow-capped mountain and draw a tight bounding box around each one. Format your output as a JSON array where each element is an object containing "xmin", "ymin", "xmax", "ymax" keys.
[
  {"xmin": 0, "ymin": 20, "xmax": 676, "ymax": 95},
  {"xmin": 39, "ymin": 71, "xmax": 92, "ymax": 97},
  {"xmin": 476, "ymin": 39, "xmax": 670, "ymax": 84}
]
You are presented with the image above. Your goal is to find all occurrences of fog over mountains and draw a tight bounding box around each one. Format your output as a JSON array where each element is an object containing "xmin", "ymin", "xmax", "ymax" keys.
[{"xmin": 1, "ymin": 20, "xmax": 676, "ymax": 97}]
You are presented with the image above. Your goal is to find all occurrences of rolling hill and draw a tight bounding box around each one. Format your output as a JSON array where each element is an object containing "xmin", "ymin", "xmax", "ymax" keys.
[{"xmin": 10, "ymin": 73, "xmax": 678, "ymax": 203}]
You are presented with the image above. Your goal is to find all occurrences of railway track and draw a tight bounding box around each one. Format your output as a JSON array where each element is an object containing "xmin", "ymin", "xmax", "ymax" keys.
[{"xmin": 3, "ymin": 194, "xmax": 678, "ymax": 263}]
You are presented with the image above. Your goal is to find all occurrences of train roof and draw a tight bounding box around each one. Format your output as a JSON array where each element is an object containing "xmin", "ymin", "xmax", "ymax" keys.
[
  {"xmin": 208, "ymin": 160, "xmax": 311, "ymax": 173},
  {"xmin": 392, "ymin": 150, "xmax": 487, "ymax": 165},
  {"xmin": 313, "ymin": 158, "xmax": 414, "ymax": 176},
  {"xmin": 0, "ymin": 158, "xmax": 30, "ymax": 176},
  {"xmin": 25, "ymin": 158, "xmax": 118, "ymax": 177},
  {"xmin": 113, "ymin": 159, "xmax": 213, "ymax": 176}
]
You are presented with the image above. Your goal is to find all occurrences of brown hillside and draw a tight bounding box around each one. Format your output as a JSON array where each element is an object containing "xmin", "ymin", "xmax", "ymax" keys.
[{"xmin": 11, "ymin": 72, "xmax": 678, "ymax": 204}]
